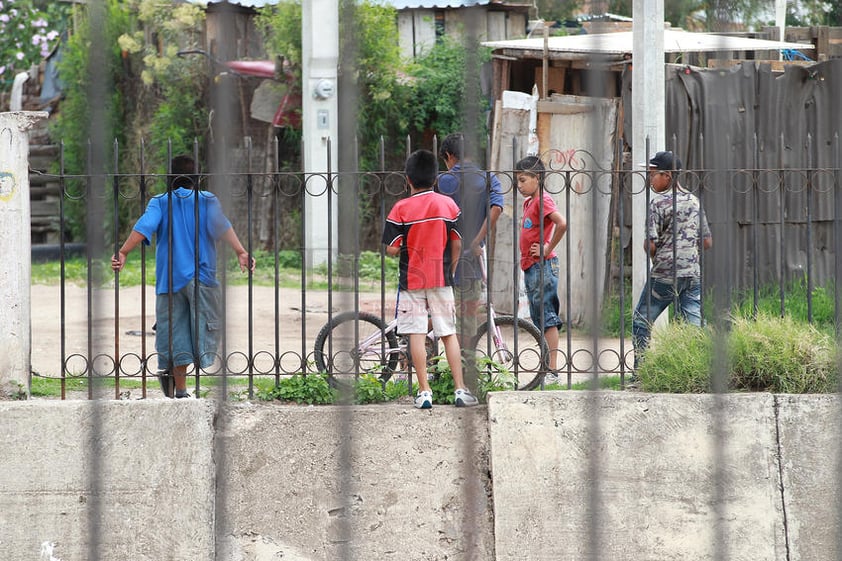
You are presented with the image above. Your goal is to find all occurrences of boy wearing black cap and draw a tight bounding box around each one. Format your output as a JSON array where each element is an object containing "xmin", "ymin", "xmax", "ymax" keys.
[{"xmin": 632, "ymin": 151, "xmax": 712, "ymax": 371}]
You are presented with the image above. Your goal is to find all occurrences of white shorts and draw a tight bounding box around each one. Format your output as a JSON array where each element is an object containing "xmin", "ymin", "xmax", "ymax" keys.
[{"xmin": 396, "ymin": 287, "xmax": 457, "ymax": 337}]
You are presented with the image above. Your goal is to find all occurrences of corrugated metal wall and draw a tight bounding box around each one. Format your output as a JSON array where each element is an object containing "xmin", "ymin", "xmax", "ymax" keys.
[{"xmin": 625, "ymin": 59, "xmax": 842, "ymax": 292}]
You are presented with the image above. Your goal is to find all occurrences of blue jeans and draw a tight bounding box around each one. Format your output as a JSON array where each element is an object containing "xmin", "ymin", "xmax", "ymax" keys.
[
  {"xmin": 632, "ymin": 277, "xmax": 702, "ymax": 367},
  {"xmin": 523, "ymin": 257, "xmax": 562, "ymax": 331}
]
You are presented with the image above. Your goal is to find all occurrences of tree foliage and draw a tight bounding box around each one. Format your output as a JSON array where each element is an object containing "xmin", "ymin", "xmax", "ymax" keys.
[
  {"xmin": 51, "ymin": 0, "xmax": 209, "ymax": 243},
  {"xmin": 786, "ymin": 1, "xmax": 840, "ymax": 26},
  {"xmin": 256, "ymin": 0, "xmax": 485, "ymax": 170},
  {"xmin": 0, "ymin": 0, "xmax": 69, "ymax": 92},
  {"xmin": 533, "ymin": 0, "xmax": 581, "ymax": 25},
  {"xmin": 606, "ymin": 0, "xmax": 776, "ymax": 31},
  {"xmin": 405, "ymin": 35, "xmax": 489, "ymax": 142}
]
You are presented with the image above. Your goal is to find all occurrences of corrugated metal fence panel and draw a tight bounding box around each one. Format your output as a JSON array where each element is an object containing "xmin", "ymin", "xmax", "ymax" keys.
[{"xmin": 662, "ymin": 58, "xmax": 842, "ymax": 292}]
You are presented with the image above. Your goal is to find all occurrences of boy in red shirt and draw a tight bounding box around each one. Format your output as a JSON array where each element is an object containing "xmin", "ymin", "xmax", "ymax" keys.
[
  {"xmin": 382, "ymin": 149, "xmax": 479, "ymax": 408},
  {"xmin": 516, "ymin": 156, "xmax": 567, "ymax": 374}
]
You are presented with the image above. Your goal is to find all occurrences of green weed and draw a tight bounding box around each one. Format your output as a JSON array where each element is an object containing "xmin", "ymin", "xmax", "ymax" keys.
[{"xmin": 255, "ymin": 374, "xmax": 337, "ymax": 405}]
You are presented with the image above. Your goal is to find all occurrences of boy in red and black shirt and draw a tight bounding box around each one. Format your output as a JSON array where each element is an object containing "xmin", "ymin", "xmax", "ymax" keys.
[{"xmin": 383, "ymin": 149, "xmax": 479, "ymax": 409}]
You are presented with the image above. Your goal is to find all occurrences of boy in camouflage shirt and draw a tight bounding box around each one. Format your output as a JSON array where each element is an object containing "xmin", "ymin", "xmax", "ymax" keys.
[{"xmin": 632, "ymin": 151, "xmax": 712, "ymax": 370}]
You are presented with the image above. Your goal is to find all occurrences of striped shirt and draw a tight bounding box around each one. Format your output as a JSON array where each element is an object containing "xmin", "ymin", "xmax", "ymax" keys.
[{"xmin": 383, "ymin": 190, "xmax": 462, "ymax": 290}]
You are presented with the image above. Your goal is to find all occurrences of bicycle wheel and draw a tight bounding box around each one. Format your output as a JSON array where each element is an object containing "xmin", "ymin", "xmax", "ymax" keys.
[
  {"xmin": 313, "ymin": 311, "xmax": 400, "ymax": 383},
  {"xmin": 473, "ymin": 315, "xmax": 548, "ymax": 391}
]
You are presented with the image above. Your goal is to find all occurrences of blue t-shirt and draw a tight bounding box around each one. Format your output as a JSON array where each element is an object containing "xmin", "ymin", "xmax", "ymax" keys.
[
  {"xmin": 437, "ymin": 162, "xmax": 503, "ymax": 281},
  {"xmin": 133, "ymin": 187, "xmax": 232, "ymax": 294}
]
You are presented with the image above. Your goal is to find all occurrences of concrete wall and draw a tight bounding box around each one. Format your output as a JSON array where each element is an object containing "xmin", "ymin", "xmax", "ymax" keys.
[{"xmin": 0, "ymin": 393, "xmax": 839, "ymax": 561}]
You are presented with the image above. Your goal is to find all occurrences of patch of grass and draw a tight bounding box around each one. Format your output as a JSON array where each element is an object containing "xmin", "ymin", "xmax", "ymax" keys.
[
  {"xmin": 30, "ymin": 375, "xmax": 146, "ymax": 397},
  {"xmin": 600, "ymin": 280, "xmax": 633, "ymax": 338},
  {"xmin": 729, "ymin": 314, "xmax": 837, "ymax": 393},
  {"xmin": 636, "ymin": 314, "xmax": 839, "ymax": 394},
  {"xmin": 637, "ymin": 322, "xmax": 715, "ymax": 393},
  {"xmin": 426, "ymin": 354, "xmax": 518, "ymax": 404},
  {"xmin": 547, "ymin": 375, "xmax": 623, "ymax": 391},
  {"xmin": 730, "ymin": 277, "xmax": 836, "ymax": 333}
]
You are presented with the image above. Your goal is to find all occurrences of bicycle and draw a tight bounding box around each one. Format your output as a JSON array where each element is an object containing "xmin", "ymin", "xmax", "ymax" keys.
[{"xmin": 313, "ymin": 250, "xmax": 549, "ymax": 390}]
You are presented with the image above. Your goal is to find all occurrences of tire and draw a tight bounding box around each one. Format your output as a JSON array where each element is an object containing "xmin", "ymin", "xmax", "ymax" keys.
[
  {"xmin": 313, "ymin": 311, "xmax": 399, "ymax": 384},
  {"xmin": 473, "ymin": 315, "xmax": 548, "ymax": 391}
]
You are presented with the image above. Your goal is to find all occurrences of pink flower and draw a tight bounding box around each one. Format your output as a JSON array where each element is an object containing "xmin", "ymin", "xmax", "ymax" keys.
[{"xmin": 15, "ymin": 52, "xmax": 24, "ymax": 60}]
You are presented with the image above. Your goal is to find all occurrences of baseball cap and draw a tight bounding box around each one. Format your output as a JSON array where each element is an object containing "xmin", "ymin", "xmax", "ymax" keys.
[{"xmin": 645, "ymin": 151, "xmax": 682, "ymax": 171}]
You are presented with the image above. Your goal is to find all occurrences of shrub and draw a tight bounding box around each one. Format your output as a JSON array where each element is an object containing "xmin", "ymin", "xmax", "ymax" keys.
[
  {"xmin": 427, "ymin": 354, "xmax": 516, "ymax": 404},
  {"xmin": 0, "ymin": 0, "xmax": 68, "ymax": 92},
  {"xmin": 638, "ymin": 314, "xmax": 839, "ymax": 394},
  {"xmin": 256, "ymin": 374, "xmax": 337, "ymax": 405},
  {"xmin": 729, "ymin": 314, "xmax": 838, "ymax": 393},
  {"xmin": 637, "ymin": 322, "xmax": 715, "ymax": 393}
]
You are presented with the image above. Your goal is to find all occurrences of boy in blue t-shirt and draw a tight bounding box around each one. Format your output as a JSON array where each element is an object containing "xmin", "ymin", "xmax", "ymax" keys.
[{"xmin": 111, "ymin": 155, "xmax": 254, "ymax": 398}]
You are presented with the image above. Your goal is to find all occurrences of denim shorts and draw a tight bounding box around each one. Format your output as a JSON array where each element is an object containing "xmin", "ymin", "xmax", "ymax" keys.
[
  {"xmin": 155, "ymin": 279, "xmax": 221, "ymax": 371},
  {"xmin": 523, "ymin": 257, "xmax": 562, "ymax": 331}
]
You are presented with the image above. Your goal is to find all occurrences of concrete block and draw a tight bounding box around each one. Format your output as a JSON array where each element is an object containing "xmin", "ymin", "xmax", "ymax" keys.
[
  {"xmin": 216, "ymin": 402, "xmax": 493, "ymax": 561},
  {"xmin": 488, "ymin": 392, "xmax": 784, "ymax": 561},
  {"xmin": 776, "ymin": 394, "xmax": 842, "ymax": 561},
  {"xmin": 0, "ymin": 400, "xmax": 215, "ymax": 561}
]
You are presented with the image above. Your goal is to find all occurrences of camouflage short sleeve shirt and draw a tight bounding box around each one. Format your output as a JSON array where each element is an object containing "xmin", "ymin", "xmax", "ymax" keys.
[{"xmin": 647, "ymin": 188, "xmax": 711, "ymax": 279}]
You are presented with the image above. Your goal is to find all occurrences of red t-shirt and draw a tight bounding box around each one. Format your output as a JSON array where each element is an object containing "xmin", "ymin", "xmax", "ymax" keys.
[
  {"xmin": 383, "ymin": 190, "xmax": 462, "ymax": 290},
  {"xmin": 520, "ymin": 192, "xmax": 558, "ymax": 271}
]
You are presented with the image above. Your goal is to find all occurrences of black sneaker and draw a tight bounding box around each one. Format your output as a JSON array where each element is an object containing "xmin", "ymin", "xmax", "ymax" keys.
[
  {"xmin": 157, "ymin": 370, "xmax": 174, "ymax": 398},
  {"xmin": 175, "ymin": 389, "xmax": 191, "ymax": 399}
]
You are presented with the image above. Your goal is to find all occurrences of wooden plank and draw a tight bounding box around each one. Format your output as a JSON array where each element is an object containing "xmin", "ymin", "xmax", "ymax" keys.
[
  {"xmin": 31, "ymin": 200, "xmax": 60, "ymax": 217},
  {"xmin": 816, "ymin": 25, "xmax": 829, "ymax": 61},
  {"xmin": 707, "ymin": 59, "xmax": 814, "ymax": 71},
  {"xmin": 537, "ymin": 99, "xmax": 594, "ymax": 114},
  {"xmin": 490, "ymin": 99, "xmax": 503, "ymax": 173},
  {"xmin": 543, "ymin": 95, "xmax": 620, "ymax": 325},
  {"xmin": 534, "ymin": 66, "xmax": 566, "ymax": 98}
]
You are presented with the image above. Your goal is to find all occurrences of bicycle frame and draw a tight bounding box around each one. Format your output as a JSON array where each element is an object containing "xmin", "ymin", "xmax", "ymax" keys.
[{"xmin": 477, "ymin": 248, "xmax": 512, "ymax": 361}]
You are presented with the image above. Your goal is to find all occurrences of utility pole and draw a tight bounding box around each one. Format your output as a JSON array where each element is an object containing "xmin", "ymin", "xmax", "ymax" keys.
[
  {"xmin": 631, "ymin": 0, "xmax": 665, "ymax": 319},
  {"xmin": 302, "ymin": 0, "xmax": 339, "ymax": 268}
]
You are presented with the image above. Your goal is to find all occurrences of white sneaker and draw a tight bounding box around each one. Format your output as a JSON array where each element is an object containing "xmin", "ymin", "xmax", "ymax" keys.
[
  {"xmin": 544, "ymin": 372, "xmax": 560, "ymax": 385},
  {"xmin": 454, "ymin": 388, "xmax": 478, "ymax": 407},
  {"xmin": 414, "ymin": 390, "xmax": 433, "ymax": 409}
]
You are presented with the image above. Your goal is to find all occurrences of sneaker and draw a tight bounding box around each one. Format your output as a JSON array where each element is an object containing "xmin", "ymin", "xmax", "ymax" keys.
[
  {"xmin": 414, "ymin": 390, "xmax": 433, "ymax": 409},
  {"xmin": 544, "ymin": 372, "xmax": 560, "ymax": 385},
  {"xmin": 174, "ymin": 389, "xmax": 191, "ymax": 399},
  {"xmin": 454, "ymin": 388, "xmax": 478, "ymax": 407}
]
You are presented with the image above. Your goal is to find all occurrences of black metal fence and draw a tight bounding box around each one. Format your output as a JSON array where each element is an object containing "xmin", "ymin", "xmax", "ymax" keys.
[{"xmin": 34, "ymin": 139, "xmax": 842, "ymax": 399}]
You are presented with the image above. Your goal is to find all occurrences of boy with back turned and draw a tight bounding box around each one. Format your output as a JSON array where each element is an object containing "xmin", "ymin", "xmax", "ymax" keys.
[{"xmin": 382, "ymin": 149, "xmax": 479, "ymax": 409}]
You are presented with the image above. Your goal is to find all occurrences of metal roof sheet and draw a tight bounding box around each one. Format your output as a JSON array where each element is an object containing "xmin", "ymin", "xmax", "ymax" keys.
[
  {"xmin": 185, "ymin": 0, "xmax": 277, "ymax": 7},
  {"xmin": 384, "ymin": 1, "xmax": 493, "ymax": 7},
  {"xmin": 187, "ymin": 0, "xmax": 501, "ymax": 6},
  {"xmin": 483, "ymin": 29, "xmax": 815, "ymax": 56}
]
